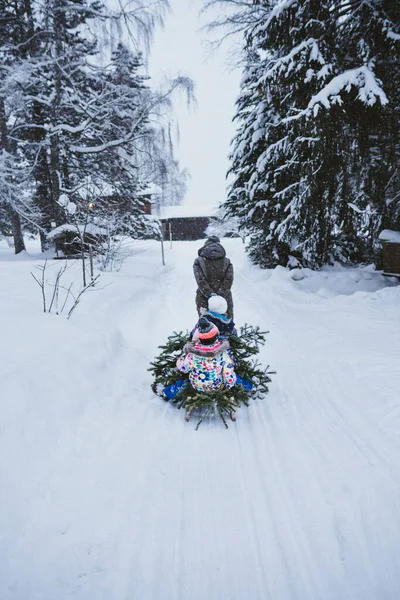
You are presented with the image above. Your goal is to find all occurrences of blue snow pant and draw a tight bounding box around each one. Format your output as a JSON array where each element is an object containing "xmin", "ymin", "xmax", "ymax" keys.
[
  {"xmin": 163, "ymin": 375, "xmax": 253, "ymax": 400},
  {"xmin": 164, "ymin": 379, "xmax": 189, "ymax": 400},
  {"xmin": 236, "ymin": 375, "xmax": 253, "ymax": 391}
]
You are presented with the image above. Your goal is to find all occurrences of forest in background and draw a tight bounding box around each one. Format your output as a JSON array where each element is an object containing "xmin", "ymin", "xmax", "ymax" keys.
[{"xmin": 0, "ymin": 0, "xmax": 190, "ymax": 254}]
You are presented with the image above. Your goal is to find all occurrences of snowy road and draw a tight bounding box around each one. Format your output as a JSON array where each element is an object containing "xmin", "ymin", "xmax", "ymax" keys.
[{"xmin": 1, "ymin": 239, "xmax": 400, "ymax": 599}]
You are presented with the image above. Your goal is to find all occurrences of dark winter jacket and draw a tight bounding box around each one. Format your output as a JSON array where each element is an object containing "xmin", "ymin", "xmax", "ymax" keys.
[{"xmin": 193, "ymin": 239, "xmax": 234, "ymax": 304}]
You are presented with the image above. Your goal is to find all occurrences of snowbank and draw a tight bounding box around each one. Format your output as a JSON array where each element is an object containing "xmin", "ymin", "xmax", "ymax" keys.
[{"xmin": 379, "ymin": 229, "xmax": 400, "ymax": 243}]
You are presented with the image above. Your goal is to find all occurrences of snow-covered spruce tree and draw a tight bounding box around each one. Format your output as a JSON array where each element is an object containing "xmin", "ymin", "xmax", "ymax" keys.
[
  {"xmin": 213, "ymin": 0, "xmax": 399, "ymax": 267},
  {"xmin": 262, "ymin": 0, "xmax": 368, "ymax": 267},
  {"xmin": 334, "ymin": 0, "xmax": 400, "ymax": 256},
  {"xmin": 0, "ymin": 0, "xmax": 105, "ymax": 249},
  {"xmin": 226, "ymin": 0, "xmax": 363, "ymax": 268},
  {"xmin": 223, "ymin": 49, "xmax": 266, "ymax": 259},
  {"xmin": 0, "ymin": 1, "xmax": 37, "ymax": 253}
]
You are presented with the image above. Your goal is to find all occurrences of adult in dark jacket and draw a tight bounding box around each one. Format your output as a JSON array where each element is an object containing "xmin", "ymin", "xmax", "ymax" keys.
[{"xmin": 193, "ymin": 236, "xmax": 234, "ymax": 318}]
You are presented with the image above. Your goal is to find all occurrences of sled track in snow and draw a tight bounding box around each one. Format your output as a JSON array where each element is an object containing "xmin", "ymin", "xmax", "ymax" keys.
[{"xmin": 2, "ymin": 241, "xmax": 400, "ymax": 600}]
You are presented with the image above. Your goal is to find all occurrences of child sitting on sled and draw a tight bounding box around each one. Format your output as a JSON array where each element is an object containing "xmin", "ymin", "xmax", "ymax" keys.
[
  {"xmin": 161, "ymin": 317, "xmax": 251, "ymax": 401},
  {"xmin": 192, "ymin": 294, "xmax": 237, "ymax": 341},
  {"xmin": 162, "ymin": 317, "xmax": 235, "ymax": 400}
]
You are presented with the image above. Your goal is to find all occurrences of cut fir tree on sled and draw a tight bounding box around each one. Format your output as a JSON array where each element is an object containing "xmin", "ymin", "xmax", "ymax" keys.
[{"xmin": 149, "ymin": 325, "xmax": 275, "ymax": 430}]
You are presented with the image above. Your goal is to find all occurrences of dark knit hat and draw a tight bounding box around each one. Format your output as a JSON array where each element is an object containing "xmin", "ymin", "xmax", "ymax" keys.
[
  {"xmin": 205, "ymin": 235, "xmax": 220, "ymax": 245},
  {"xmin": 197, "ymin": 317, "xmax": 219, "ymax": 344}
]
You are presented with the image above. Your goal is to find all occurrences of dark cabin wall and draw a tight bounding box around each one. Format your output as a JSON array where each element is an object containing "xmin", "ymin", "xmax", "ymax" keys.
[
  {"xmin": 381, "ymin": 242, "xmax": 400, "ymax": 276},
  {"xmin": 161, "ymin": 217, "xmax": 214, "ymax": 241}
]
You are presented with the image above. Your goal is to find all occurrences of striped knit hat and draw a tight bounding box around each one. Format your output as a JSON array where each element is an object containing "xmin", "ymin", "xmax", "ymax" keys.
[{"xmin": 197, "ymin": 317, "xmax": 219, "ymax": 345}]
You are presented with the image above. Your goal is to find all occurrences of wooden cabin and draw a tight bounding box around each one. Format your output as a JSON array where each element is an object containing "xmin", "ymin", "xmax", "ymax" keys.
[
  {"xmin": 378, "ymin": 229, "xmax": 400, "ymax": 277},
  {"xmin": 160, "ymin": 216, "xmax": 215, "ymax": 241},
  {"xmin": 158, "ymin": 205, "xmax": 218, "ymax": 241}
]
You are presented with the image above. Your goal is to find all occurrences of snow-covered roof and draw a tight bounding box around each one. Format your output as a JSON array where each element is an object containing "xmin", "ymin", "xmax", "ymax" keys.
[
  {"xmin": 379, "ymin": 229, "xmax": 400, "ymax": 243},
  {"xmin": 157, "ymin": 204, "xmax": 218, "ymax": 219},
  {"xmin": 47, "ymin": 223, "xmax": 107, "ymax": 239}
]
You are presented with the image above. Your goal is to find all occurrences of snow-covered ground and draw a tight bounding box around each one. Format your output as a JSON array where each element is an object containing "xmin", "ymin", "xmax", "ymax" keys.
[{"xmin": 1, "ymin": 237, "xmax": 400, "ymax": 600}]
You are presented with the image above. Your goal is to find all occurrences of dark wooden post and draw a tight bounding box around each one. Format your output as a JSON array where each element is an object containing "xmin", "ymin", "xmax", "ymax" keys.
[
  {"xmin": 89, "ymin": 244, "xmax": 94, "ymax": 280},
  {"xmin": 160, "ymin": 221, "xmax": 166, "ymax": 266}
]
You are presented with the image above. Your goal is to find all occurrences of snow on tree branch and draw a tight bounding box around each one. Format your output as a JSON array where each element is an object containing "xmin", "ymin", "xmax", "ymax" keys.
[
  {"xmin": 382, "ymin": 19, "xmax": 400, "ymax": 42},
  {"xmin": 282, "ymin": 65, "xmax": 388, "ymax": 124},
  {"xmin": 308, "ymin": 65, "xmax": 388, "ymax": 111},
  {"xmin": 263, "ymin": 38, "xmax": 322, "ymax": 80},
  {"xmin": 253, "ymin": 0, "xmax": 298, "ymax": 37}
]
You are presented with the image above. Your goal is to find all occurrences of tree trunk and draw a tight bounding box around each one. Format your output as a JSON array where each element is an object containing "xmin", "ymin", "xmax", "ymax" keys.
[
  {"xmin": 8, "ymin": 205, "xmax": 25, "ymax": 254},
  {"xmin": 0, "ymin": 98, "xmax": 26, "ymax": 253},
  {"xmin": 31, "ymin": 101, "xmax": 53, "ymax": 251}
]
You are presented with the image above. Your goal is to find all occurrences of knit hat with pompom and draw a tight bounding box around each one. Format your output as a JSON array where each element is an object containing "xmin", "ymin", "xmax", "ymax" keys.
[
  {"xmin": 208, "ymin": 294, "xmax": 228, "ymax": 315},
  {"xmin": 197, "ymin": 317, "xmax": 219, "ymax": 345}
]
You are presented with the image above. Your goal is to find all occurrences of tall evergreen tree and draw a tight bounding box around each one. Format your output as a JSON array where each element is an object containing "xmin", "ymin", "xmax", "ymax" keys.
[
  {"xmin": 0, "ymin": 0, "xmax": 105, "ymax": 248},
  {"xmin": 0, "ymin": 0, "xmax": 34, "ymax": 253},
  {"xmin": 31, "ymin": 0, "xmax": 104, "ymax": 246},
  {"xmin": 337, "ymin": 0, "xmax": 400, "ymax": 254},
  {"xmin": 212, "ymin": 0, "xmax": 399, "ymax": 268}
]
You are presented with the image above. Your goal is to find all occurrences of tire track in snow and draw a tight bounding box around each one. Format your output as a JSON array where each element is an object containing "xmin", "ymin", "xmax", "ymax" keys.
[
  {"xmin": 233, "ymin": 273, "xmax": 329, "ymax": 598},
  {"xmin": 64, "ymin": 255, "xmax": 190, "ymax": 599},
  {"xmin": 236, "ymin": 266, "xmax": 400, "ymax": 482},
  {"xmin": 235, "ymin": 383, "xmax": 331, "ymax": 599},
  {"xmin": 231, "ymin": 422, "xmax": 273, "ymax": 600},
  {"xmin": 112, "ymin": 261, "xmax": 189, "ymax": 600},
  {"xmin": 234, "ymin": 266, "xmax": 400, "ymax": 598}
]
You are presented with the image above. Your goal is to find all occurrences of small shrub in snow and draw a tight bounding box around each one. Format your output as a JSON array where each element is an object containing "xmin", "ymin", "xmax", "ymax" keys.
[{"xmin": 31, "ymin": 260, "xmax": 100, "ymax": 319}]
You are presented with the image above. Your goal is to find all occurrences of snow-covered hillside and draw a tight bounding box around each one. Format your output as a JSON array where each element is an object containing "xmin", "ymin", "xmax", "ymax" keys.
[{"xmin": 1, "ymin": 238, "xmax": 400, "ymax": 600}]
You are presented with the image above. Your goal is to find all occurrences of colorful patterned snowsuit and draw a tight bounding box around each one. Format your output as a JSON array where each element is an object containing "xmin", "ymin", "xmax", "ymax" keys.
[{"xmin": 176, "ymin": 340, "xmax": 236, "ymax": 393}]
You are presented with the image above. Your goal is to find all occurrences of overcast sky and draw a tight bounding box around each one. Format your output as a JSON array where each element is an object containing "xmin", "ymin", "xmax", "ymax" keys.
[{"xmin": 148, "ymin": 0, "xmax": 241, "ymax": 213}]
